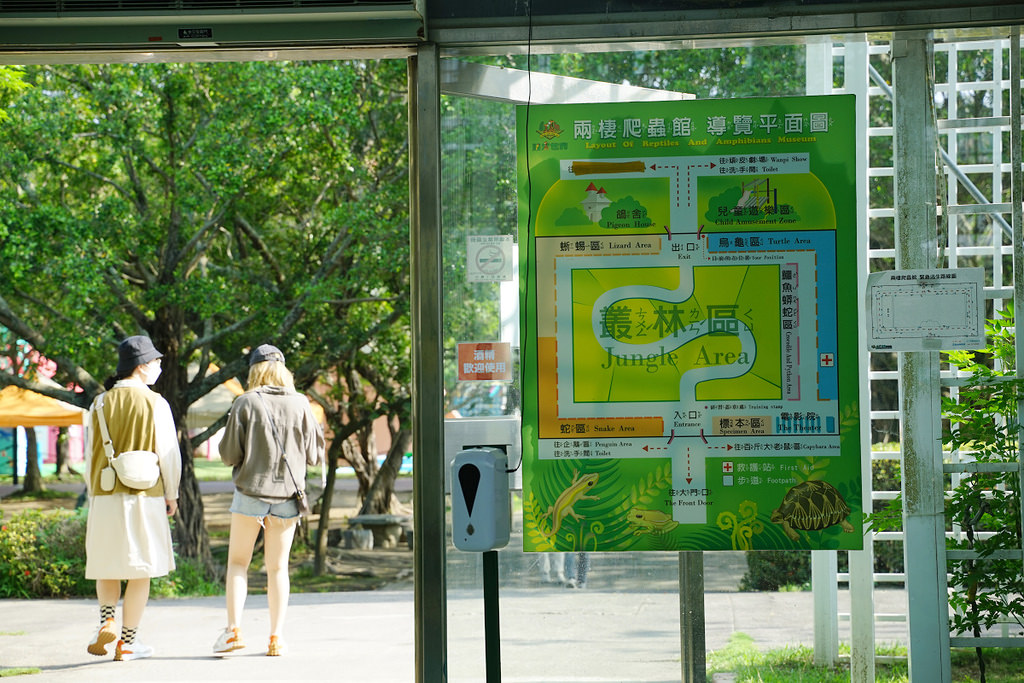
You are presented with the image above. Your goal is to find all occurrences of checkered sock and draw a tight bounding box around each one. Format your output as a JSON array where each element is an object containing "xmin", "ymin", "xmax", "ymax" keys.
[
  {"xmin": 121, "ymin": 627, "xmax": 137, "ymax": 644},
  {"xmin": 100, "ymin": 605, "xmax": 116, "ymax": 624}
]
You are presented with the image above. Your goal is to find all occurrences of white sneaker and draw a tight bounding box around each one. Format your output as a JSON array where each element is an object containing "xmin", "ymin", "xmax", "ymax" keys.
[
  {"xmin": 114, "ymin": 639, "xmax": 154, "ymax": 661},
  {"xmin": 87, "ymin": 618, "xmax": 118, "ymax": 656},
  {"xmin": 267, "ymin": 635, "xmax": 285, "ymax": 656},
  {"xmin": 213, "ymin": 627, "xmax": 245, "ymax": 654}
]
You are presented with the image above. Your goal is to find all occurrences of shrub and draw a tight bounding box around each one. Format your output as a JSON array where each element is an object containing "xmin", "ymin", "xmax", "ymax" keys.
[
  {"xmin": 0, "ymin": 507, "xmax": 92, "ymax": 598},
  {"xmin": 0, "ymin": 508, "xmax": 222, "ymax": 599},
  {"xmin": 151, "ymin": 556, "xmax": 222, "ymax": 598},
  {"xmin": 740, "ymin": 550, "xmax": 810, "ymax": 591}
]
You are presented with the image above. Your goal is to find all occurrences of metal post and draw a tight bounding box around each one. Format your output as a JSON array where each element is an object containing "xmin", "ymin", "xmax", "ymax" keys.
[
  {"xmin": 844, "ymin": 33, "xmax": 877, "ymax": 683},
  {"xmin": 483, "ymin": 550, "xmax": 502, "ymax": 682},
  {"xmin": 805, "ymin": 38, "xmax": 841, "ymax": 669},
  {"xmin": 11, "ymin": 429, "xmax": 17, "ymax": 486},
  {"xmin": 678, "ymin": 551, "xmax": 706, "ymax": 683},
  {"xmin": 811, "ymin": 551, "xmax": 839, "ymax": 665},
  {"xmin": 410, "ymin": 43, "xmax": 448, "ymax": 683},
  {"xmin": 892, "ymin": 30, "xmax": 952, "ymax": 683},
  {"xmin": 1009, "ymin": 29, "xmax": 1024, "ymax": 577}
]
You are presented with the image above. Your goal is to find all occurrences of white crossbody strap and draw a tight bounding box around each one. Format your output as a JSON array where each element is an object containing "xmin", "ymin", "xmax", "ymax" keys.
[{"xmin": 94, "ymin": 394, "xmax": 117, "ymax": 465}]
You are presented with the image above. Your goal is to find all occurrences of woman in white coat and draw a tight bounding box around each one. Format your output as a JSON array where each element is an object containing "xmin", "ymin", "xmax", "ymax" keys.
[{"xmin": 84, "ymin": 335, "xmax": 181, "ymax": 662}]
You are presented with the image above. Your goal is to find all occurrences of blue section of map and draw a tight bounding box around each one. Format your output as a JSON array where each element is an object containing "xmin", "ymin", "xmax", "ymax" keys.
[{"xmin": 707, "ymin": 230, "xmax": 838, "ymax": 401}]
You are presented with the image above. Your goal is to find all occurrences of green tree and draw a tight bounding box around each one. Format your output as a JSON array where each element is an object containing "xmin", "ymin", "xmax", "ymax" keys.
[
  {"xmin": 0, "ymin": 65, "xmax": 27, "ymax": 122},
  {"xmin": 0, "ymin": 60, "xmax": 410, "ymax": 570}
]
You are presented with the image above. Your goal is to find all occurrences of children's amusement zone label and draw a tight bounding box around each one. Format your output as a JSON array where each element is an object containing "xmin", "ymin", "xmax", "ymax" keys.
[{"xmin": 518, "ymin": 95, "xmax": 862, "ymax": 552}]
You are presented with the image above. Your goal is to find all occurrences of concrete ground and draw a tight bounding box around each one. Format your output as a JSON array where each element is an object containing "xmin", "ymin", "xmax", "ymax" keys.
[
  {"xmin": 1, "ymin": 478, "xmax": 916, "ymax": 682},
  {"xmin": 0, "ymin": 585, "xmax": 910, "ymax": 683}
]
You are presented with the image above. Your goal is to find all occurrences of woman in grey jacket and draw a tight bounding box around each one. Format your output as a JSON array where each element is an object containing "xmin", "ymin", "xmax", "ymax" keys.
[{"xmin": 214, "ymin": 344, "xmax": 325, "ymax": 657}]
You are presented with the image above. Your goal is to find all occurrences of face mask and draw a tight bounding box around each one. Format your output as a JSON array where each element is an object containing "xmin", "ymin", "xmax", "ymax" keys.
[{"xmin": 139, "ymin": 363, "xmax": 162, "ymax": 385}]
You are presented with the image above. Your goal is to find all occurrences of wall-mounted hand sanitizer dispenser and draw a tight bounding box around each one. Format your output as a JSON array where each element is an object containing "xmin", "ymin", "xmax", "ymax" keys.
[{"xmin": 451, "ymin": 447, "xmax": 511, "ymax": 552}]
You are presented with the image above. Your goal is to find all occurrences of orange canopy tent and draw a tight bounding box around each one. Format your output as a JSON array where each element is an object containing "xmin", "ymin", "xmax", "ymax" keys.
[{"xmin": 0, "ymin": 385, "xmax": 86, "ymax": 428}]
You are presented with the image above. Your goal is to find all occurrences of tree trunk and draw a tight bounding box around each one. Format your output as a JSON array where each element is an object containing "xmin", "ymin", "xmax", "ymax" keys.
[
  {"xmin": 313, "ymin": 436, "xmax": 346, "ymax": 576},
  {"xmin": 151, "ymin": 311, "xmax": 214, "ymax": 576},
  {"xmin": 358, "ymin": 428, "xmax": 409, "ymax": 516},
  {"xmin": 173, "ymin": 432, "xmax": 214, "ymax": 575},
  {"xmin": 55, "ymin": 426, "xmax": 78, "ymax": 478},
  {"xmin": 21, "ymin": 427, "xmax": 45, "ymax": 493}
]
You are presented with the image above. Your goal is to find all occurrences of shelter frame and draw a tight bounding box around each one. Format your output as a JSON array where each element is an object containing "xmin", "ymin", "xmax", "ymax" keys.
[{"xmin": 1, "ymin": 3, "xmax": 1023, "ymax": 682}]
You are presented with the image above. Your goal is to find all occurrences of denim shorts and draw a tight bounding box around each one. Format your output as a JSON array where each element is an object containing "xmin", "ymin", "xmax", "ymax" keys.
[{"xmin": 230, "ymin": 490, "xmax": 300, "ymax": 519}]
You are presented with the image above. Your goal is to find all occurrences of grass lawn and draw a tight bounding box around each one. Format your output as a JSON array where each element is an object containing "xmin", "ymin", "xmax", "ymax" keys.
[{"xmin": 709, "ymin": 633, "xmax": 1024, "ymax": 682}]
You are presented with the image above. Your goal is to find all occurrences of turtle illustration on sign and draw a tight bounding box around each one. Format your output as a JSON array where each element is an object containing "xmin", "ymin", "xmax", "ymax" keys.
[{"xmin": 770, "ymin": 480, "xmax": 853, "ymax": 542}]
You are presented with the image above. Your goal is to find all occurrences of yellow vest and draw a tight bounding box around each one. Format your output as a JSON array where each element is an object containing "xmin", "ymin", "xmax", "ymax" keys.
[{"xmin": 89, "ymin": 385, "xmax": 166, "ymax": 497}]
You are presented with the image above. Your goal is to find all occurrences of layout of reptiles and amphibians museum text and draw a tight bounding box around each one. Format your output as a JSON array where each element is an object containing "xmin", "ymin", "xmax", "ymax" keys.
[{"xmin": 518, "ymin": 96, "xmax": 863, "ymax": 552}]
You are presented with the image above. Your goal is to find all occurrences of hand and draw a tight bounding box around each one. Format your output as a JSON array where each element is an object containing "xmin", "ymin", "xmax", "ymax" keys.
[{"xmin": 165, "ymin": 499, "xmax": 178, "ymax": 516}]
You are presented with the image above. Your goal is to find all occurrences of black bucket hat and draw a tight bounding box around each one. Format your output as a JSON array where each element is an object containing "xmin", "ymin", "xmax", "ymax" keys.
[
  {"xmin": 117, "ymin": 335, "xmax": 163, "ymax": 375},
  {"xmin": 249, "ymin": 343, "xmax": 286, "ymax": 366}
]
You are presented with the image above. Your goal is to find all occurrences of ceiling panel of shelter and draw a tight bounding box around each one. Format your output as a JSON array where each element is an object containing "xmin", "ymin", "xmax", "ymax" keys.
[
  {"xmin": 0, "ymin": 0, "xmax": 1019, "ymax": 61},
  {"xmin": 427, "ymin": 0, "xmax": 1024, "ymax": 51}
]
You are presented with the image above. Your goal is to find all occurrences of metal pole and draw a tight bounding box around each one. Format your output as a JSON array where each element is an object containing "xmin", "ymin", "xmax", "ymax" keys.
[
  {"xmin": 1009, "ymin": 29, "xmax": 1024, "ymax": 577},
  {"xmin": 483, "ymin": 550, "xmax": 502, "ymax": 682},
  {"xmin": 805, "ymin": 39, "xmax": 842, "ymax": 668},
  {"xmin": 11, "ymin": 428, "xmax": 17, "ymax": 486},
  {"xmin": 678, "ymin": 551, "xmax": 706, "ymax": 683},
  {"xmin": 811, "ymin": 551, "xmax": 839, "ymax": 665},
  {"xmin": 410, "ymin": 43, "xmax": 448, "ymax": 683},
  {"xmin": 845, "ymin": 33, "xmax": 877, "ymax": 683},
  {"xmin": 892, "ymin": 30, "xmax": 952, "ymax": 683}
]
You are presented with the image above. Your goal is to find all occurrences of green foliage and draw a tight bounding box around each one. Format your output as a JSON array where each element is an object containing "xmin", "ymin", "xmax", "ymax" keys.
[
  {"xmin": 0, "ymin": 508, "xmax": 221, "ymax": 598},
  {"xmin": 0, "ymin": 508, "xmax": 91, "ymax": 598},
  {"xmin": 942, "ymin": 306, "xmax": 1024, "ymax": 640},
  {"xmin": 709, "ymin": 634, "xmax": 1024, "ymax": 683},
  {"xmin": 0, "ymin": 60, "xmax": 413, "ymax": 558},
  {"xmin": 867, "ymin": 305, "xmax": 1024, "ymax": 653},
  {"xmin": 0, "ymin": 65, "xmax": 28, "ymax": 123},
  {"xmin": 150, "ymin": 555, "xmax": 222, "ymax": 598},
  {"xmin": 707, "ymin": 632, "xmax": 909, "ymax": 683},
  {"xmin": 739, "ymin": 550, "xmax": 810, "ymax": 591}
]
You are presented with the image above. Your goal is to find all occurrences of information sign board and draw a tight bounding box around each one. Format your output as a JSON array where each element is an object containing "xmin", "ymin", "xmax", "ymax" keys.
[{"xmin": 518, "ymin": 95, "xmax": 862, "ymax": 552}]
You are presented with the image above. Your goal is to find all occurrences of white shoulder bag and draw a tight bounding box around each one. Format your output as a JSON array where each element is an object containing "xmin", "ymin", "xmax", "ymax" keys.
[{"xmin": 95, "ymin": 394, "xmax": 161, "ymax": 491}]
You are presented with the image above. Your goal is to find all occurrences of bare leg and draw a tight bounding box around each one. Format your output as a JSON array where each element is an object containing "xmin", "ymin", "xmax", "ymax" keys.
[
  {"xmin": 226, "ymin": 513, "xmax": 262, "ymax": 629},
  {"xmin": 96, "ymin": 578, "xmax": 121, "ymax": 608},
  {"xmin": 263, "ymin": 516, "xmax": 298, "ymax": 638},
  {"xmin": 122, "ymin": 578, "xmax": 150, "ymax": 629}
]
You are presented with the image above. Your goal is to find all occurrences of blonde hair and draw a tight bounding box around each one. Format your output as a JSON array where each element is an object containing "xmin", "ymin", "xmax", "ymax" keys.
[{"xmin": 246, "ymin": 360, "xmax": 295, "ymax": 392}]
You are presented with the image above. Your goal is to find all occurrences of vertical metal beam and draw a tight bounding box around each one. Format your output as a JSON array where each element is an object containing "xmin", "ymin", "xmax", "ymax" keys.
[
  {"xmin": 1010, "ymin": 30, "xmax": 1024, "ymax": 577},
  {"xmin": 678, "ymin": 552, "xmax": 706, "ymax": 683},
  {"xmin": 844, "ymin": 33, "xmax": 877, "ymax": 683},
  {"xmin": 805, "ymin": 37, "xmax": 841, "ymax": 669},
  {"xmin": 811, "ymin": 551, "xmax": 839, "ymax": 665},
  {"xmin": 892, "ymin": 30, "xmax": 952, "ymax": 683},
  {"xmin": 410, "ymin": 43, "xmax": 448, "ymax": 683}
]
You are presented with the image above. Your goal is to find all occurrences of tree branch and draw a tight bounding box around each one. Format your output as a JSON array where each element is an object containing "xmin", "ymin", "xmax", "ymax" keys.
[
  {"xmin": 186, "ymin": 312, "xmax": 262, "ymax": 354},
  {"xmin": 0, "ymin": 372, "xmax": 89, "ymax": 408},
  {"xmin": 232, "ymin": 214, "xmax": 285, "ymax": 286},
  {"xmin": 0, "ymin": 292, "xmax": 102, "ymax": 397}
]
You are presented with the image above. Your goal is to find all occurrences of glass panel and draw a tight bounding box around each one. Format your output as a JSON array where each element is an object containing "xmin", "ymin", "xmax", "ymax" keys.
[
  {"xmin": 439, "ymin": 31, "xmax": 1024, "ymax": 678},
  {"xmin": 439, "ymin": 43, "xmax": 829, "ymax": 681}
]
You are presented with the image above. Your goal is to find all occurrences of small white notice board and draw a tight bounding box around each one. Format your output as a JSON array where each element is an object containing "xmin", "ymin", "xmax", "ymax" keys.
[{"xmin": 866, "ymin": 268, "xmax": 986, "ymax": 352}]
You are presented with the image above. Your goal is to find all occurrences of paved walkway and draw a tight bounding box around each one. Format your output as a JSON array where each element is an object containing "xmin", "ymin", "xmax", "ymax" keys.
[
  {"xmin": 0, "ymin": 582, "xmax": 910, "ymax": 682},
  {"xmin": 1, "ymin": 479, "xmax": 917, "ymax": 681}
]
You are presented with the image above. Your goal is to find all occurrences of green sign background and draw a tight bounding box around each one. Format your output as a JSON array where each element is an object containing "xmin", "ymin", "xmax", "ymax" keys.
[{"xmin": 518, "ymin": 95, "xmax": 862, "ymax": 552}]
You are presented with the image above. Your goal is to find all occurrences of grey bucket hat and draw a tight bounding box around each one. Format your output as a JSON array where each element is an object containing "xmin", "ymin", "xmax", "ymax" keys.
[{"xmin": 117, "ymin": 335, "xmax": 163, "ymax": 375}]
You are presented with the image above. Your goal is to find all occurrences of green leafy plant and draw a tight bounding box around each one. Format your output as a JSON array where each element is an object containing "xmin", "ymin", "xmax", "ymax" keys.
[
  {"xmin": 0, "ymin": 508, "xmax": 221, "ymax": 599},
  {"xmin": 0, "ymin": 508, "xmax": 91, "ymax": 598},
  {"xmin": 867, "ymin": 306, "xmax": 1024, "ymax": 682},
  {"xmin": 943, "ymin": 306, "xmax": 1024, "ymax": 681},
  {"xmin": 740, "ymin": 550, "xmax": 810, "ymax": 591}
]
